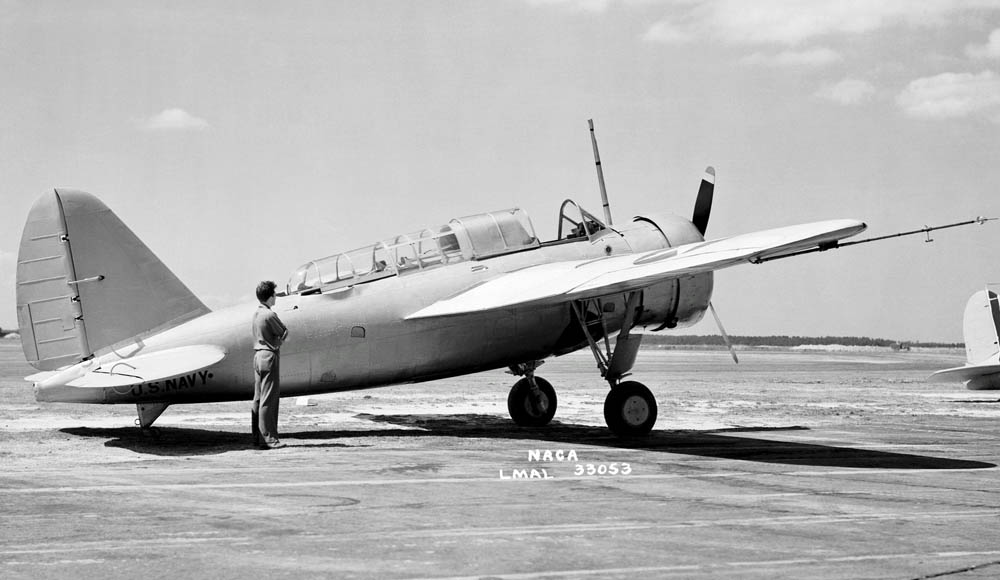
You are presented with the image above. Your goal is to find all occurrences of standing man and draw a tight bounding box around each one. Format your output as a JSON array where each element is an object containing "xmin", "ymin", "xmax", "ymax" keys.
[{"xmin": 251, "ymin": 280, "xmax": 288, "ymax": 449}]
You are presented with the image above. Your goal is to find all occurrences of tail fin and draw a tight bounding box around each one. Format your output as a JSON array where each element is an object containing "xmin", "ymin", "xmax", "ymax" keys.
[
  {"xmin": 962, "ymin": 288, "xmax": 1000, "ymax": 366},
  {"xmin": 16, "ymin": 190, "xmax": 210, "ymax": 370}
]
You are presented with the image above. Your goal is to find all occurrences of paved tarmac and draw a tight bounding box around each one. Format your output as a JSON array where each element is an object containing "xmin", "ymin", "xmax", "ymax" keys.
[{"xmin": 2, "ymin": 344, "xmax": 999, "ymax": 579}]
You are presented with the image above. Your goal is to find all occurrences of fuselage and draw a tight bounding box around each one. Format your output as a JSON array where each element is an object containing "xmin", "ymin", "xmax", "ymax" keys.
[{"xmin": 34, "ymin": 213, "xmax": 713, "ymax": 405}]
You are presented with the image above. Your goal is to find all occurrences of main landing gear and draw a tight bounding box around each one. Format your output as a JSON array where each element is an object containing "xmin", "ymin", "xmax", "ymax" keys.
[
  {"xmin": 504, "ymin": 291, "xmax": 661, "ymax": 437},
  {"xmin": 603, "ymin": 380, "xmax": 657, "ymax": 437},
  {"xmin": 577, "ymin": 292, "xmax": 658, "ymax": 437}
]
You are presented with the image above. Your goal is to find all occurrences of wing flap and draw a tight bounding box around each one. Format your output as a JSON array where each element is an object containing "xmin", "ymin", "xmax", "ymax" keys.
[{"xmin": 407, "ymin": 219, "xmax": 865, "ymax": 319}]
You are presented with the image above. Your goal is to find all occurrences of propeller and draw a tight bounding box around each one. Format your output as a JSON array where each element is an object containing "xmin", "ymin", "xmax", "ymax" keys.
[
  {"xmin": 691, "ymin": 166, "xmax": 715, "ymax": 236},
  {"xmin": 692, "ymin": 166, "xmax": 736, "ymax": 363}
]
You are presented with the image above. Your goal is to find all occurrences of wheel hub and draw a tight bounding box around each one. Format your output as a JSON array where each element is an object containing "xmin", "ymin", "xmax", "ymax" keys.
[
  {"xmin": 621, "ymin": 395, "xmax": 650, "ymax": 425},
  {"xmin": 524, "ymin": 393, "xmax": 549, "ymax": 417}
]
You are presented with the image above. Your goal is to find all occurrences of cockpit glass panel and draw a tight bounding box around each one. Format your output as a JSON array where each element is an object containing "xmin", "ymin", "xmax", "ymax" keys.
[
  {"xmin": 287, "ymin": 261, "xmax": 322, "ymax": 294},
  {"xmin": 304, "ymin": 262, "xmax": 321, "ymax": 287},
  {"xmin": 558, "ymin": 200, "xmax": 606, "ymax": 241},
  {"xmin": 451, "ymin": 208, "xmax": 539, "ymax": 259},
  {"xmin": 335, "ymin": 253, "xmax": 354, "ymax": 280},
  {"xmin": 437, "ymin": 225, "xmax": 461, "ymax": 260},
  {"xmin": 388, "ymin": 234, "xmax": 420, "ymax": 272},
  {"xmin": 373, "ymin": 243, "xmax": 390, "ymax": 273},
  {"xmin": 461, "ymin": 214, "xmax": 506, "ymax": 256},
  {"xmin": 288, "ymin": 265, "xmax": 308, "ymax": 294}
]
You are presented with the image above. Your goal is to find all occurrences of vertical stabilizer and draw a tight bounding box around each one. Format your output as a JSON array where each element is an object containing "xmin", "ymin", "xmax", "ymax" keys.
[
  {"xmin": 17, "ymin": 190, "xmax": 210, "ymax": 370},
  {"xmin": 962, "ymin": 289, "xmax": 1000, "ymax": 366}
]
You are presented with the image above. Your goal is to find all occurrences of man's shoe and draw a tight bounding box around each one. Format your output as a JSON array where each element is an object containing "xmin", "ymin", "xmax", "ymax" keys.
[{"xmin": 265, "ymin": 441, "xmax": 285, "ymax": 449}]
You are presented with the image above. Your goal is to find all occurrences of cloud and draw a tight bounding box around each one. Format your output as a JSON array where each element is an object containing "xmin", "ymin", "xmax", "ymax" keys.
[
  {"xmin": 815, "ymin": 78, "xmax": 876, "ymax": 105},
  {"xmin": 642, "ymin": 19, "xmax": 693, "ymax": 44},
  {"xmin": 139, "ymin": 108, "xmax": 210, "ymax": 132},
  {"xmin": 966, "ymin": 28, "xmax": 1000, "ymax": 59},
  {"xmin": 896, "ymin": 70, "xmax": 1000, "ymax": 122},
  {"xmin": 525, "ymin": 0, "xmax": 612, "ymax": 13},
  {"xmin": 644, "ymin": 1, "xmax": 1000, "ymax": 46},
  {"xmin": 739, "ymin": 47, "xmax": 842, "ymax": 67}
]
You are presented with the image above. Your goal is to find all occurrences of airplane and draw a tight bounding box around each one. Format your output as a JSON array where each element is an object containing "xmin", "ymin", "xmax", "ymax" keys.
[
  {"xmin": 14, "ymin": 125, "xmax": 988, "ymax": 438},
  {"xmin": 929, "ymin": 286, "xmax": 1000, "ymax": 390}
]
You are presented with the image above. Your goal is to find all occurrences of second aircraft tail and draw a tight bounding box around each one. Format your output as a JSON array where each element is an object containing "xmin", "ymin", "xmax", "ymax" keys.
[{"xmin": 962, "ymin": 288, "xmax": 1000, "ymax": 367}]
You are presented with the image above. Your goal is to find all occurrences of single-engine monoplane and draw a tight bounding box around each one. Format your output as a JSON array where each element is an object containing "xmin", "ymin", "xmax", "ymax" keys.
[{"xmin": 15, "ymin": 123, "xmax": 989, "ymax": 436}]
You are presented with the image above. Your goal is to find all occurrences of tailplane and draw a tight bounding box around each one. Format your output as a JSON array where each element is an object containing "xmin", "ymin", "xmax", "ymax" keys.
[{"xmin": 16, "ymin": 189, "xmax": 210, "ymax": 370}]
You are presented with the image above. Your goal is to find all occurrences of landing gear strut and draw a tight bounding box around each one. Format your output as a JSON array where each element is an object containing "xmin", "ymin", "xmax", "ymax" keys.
[
  {"xmin": 574, "ymin": 291, "xmax": 660, "ymax": 437},
  {"xmin": 507, "ymin": 361, "xmax": 557, "ymax": 427}
]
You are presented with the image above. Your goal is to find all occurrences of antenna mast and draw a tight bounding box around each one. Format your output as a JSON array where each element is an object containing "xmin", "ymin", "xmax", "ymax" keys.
[{"xmin": 588, "ymin": 119, "xmax": 613, "ymax": 226}]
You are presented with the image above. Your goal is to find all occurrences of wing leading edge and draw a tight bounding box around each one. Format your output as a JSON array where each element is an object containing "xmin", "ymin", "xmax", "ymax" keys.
[{"xmin": 406, "ymin": 219, "xmax": 866, "ymax": 319}]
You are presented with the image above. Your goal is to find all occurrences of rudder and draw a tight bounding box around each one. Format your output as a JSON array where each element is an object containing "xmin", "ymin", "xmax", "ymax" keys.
[{"xmin": 16, "ymin": 190, "xmax": 210, "ymax": 370}]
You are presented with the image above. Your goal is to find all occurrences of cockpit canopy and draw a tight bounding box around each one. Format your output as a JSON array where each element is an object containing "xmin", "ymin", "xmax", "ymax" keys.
[{"xmin": 287, "ymin": 208, "xmax": 540, "ymax": 295}]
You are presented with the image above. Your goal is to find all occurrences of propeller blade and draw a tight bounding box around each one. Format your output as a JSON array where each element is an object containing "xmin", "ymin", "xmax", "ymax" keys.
[
  {"xmin": 709, "ymin": 301, "xmax": 739, "ymax": 364},
  {"xmin": 692, "ymin": 166, "xmax": 715, "ymax": 236}
]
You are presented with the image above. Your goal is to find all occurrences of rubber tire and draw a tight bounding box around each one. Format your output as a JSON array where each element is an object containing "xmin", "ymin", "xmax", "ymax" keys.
[
  {"xmin": 507, "ymin": 377, "xmax": 557, "ymax": 427},
  {"xmin": 604, "ymin": 381, "xmax": 657, "ymax": 437}
]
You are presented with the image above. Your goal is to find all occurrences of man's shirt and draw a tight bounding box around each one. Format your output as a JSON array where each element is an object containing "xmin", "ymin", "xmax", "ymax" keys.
[{"xmin": 252, "ymin": 304, "xmax": 288, "ymax": 352}]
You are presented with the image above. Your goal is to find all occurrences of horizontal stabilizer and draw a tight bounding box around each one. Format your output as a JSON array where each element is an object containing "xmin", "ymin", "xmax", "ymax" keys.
[
  {"xmin": 26, "ymin": 370, "xmax": 58, "ymax": 382},
  {"xmin": 927, "ymin": 363, "xmax": 1000, "ymax": 383},
  {"xmin": 33, "ymin": 344, "xmax": 226, "ymax": 390},
  {"xmin": 407, "ymin": 219, "xmax": 865, "ymax": 319}
]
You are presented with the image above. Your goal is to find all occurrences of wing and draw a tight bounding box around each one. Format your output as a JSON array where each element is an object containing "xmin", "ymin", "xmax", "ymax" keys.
[
  {"xmin": 407, "ymin": 219, "xmax": 866, "ymax": 319},
  {"xmin": 29, "ymin": 345, "xmax": 227, "ymax": 389}
]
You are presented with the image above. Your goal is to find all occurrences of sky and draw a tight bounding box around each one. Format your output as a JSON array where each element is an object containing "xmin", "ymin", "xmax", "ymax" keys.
[{"xmin": 1, "ymin": 0, "xmax": 999, "ymax": 343}]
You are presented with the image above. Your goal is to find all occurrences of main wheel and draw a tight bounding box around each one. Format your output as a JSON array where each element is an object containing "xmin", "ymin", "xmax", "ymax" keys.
[
  {"xmin": 507, "ymin": 377, "xmax": 557, "ymax": 427},
  {"xmin": 604, "ymin": 381, "xmax": 657, "ymax": 437}
]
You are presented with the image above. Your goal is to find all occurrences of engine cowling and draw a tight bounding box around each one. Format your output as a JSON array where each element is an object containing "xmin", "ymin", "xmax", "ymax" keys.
[{"xmin": 617, "ymin": 213, "xmax": 713, "ymax": 330}]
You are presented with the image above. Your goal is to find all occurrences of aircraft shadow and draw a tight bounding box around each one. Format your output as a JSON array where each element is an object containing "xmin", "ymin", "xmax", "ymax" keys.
[
  {"xmin": 61, "ymin": 414, "xmax": 996, "ymax": 470},
  {"xmin": 334, "ymin": 413, "xmax": 996, "ymax": 470}
]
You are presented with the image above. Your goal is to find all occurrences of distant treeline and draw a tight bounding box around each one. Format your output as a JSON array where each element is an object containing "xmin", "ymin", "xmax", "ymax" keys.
[
  {"xmin": 640, "ymin": 334, "xmax": 962, "ymax": 348},
  {"xmin": 0, "ymin": 327, "xmax": 961, "ymax": 348}
]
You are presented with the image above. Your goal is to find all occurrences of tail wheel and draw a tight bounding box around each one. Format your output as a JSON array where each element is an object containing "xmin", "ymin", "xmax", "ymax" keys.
[
  {"xmin": 604, "ymin": 381, "xmax": 657, "ymax": 437},
  {"xmin": 507, "ymin": 377, "xmax": 557, "ymax": 427}
]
